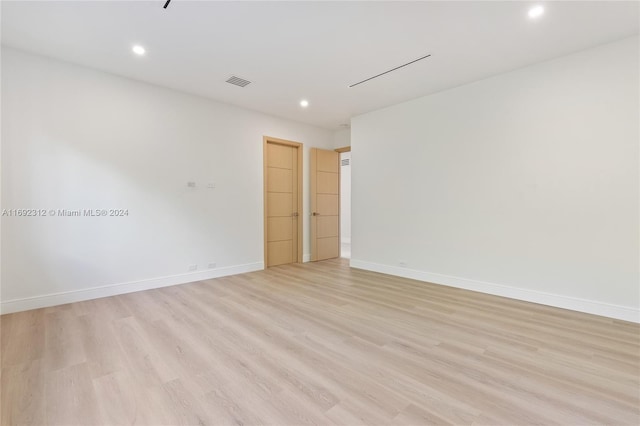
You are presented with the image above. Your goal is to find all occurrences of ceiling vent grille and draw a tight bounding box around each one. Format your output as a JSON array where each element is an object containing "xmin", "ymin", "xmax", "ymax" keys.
[
  {"xmin": 349, "ymin": 54, "xmax": 431, "ymax": 88},
  {"xmin": 225, "ymin": 76, "xmax": 251, "ymax": 87}
]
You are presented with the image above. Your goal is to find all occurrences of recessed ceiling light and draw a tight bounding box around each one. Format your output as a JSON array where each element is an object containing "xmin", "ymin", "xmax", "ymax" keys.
[
  {"xmin": 300, "ymin": 100, "xmax": 309, "ymax": 108},
  {"xmin": 132, "ymin": 45, "xmax": 146, "ymax": 56},
  {"xmin": 528, "ymin": 5, "xmax": 545, "ymax": 19}
]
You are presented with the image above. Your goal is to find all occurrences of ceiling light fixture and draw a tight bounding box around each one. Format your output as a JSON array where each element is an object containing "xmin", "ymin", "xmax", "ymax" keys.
[
  {"xmin": 300, "ymin": 100, "xmax": 309, "ymax": 108},
  {"xmin": 528, "ymin": 5, "xmax": 545, "ymax": 19},
  {"xmin": 132, "ymin": 45, "xmax": 146, "ymax": 56}
]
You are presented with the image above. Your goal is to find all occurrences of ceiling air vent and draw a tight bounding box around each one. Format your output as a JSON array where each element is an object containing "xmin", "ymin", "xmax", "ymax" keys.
[
  {"xmin": 349, "ymin": 54, "xmax": 431, "ymax": 88},
  {"xmin": 225, "ymin": 76, "xmax": 251, "ymax": 87}
]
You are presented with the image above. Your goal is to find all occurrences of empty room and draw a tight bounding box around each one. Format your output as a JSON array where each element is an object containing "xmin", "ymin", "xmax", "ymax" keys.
[{"xmin": 1, "ymin": 1, "xmax": 639, "ymax": 425}]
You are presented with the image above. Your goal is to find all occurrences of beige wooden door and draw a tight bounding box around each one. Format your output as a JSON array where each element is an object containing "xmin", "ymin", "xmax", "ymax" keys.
[
  {"xmin": 310, "ymin": 148, "xmax": 340, "ymax": 261},
  {"xmin": 265, "ymin": 139, "xmax": 302, "ymax": 267}
]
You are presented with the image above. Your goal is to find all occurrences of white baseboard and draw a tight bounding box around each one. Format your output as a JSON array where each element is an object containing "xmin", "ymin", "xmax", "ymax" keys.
[
  {"xmin": 5, "ymin": 259, "xmax": 637, "ymax": 323},
  {"xmin": 349, "ymin": 259, "xmax": 639, "ymax": 323},
  {"xmin": 303, "ymin": 254, "xmax": 311, "ymax": 263},
  {"xmin": 0, "ymin": 262, "xmax": 264, "ymax": 315}
]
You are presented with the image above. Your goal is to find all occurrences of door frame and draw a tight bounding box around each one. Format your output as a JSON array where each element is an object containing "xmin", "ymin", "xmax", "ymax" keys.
[
  {"xmin": 334, "ymin": 146, "xmax": 351, "ymax": 259},
  {"xmin": 263, "ymin": 136, "xmax": 303, "ymax": 268}
]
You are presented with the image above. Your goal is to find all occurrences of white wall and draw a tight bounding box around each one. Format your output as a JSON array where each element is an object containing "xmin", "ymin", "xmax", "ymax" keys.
[
  {"xmin": 351, "ymin": 36, "xmax": 639, "ymax": 322},
  {"xmin": 1, "ymin": 47, "xmax": 334, "ymax": 313},
  {"xmin": 333, "ymin": 128, "xmax": 351, "ymax": 149}
]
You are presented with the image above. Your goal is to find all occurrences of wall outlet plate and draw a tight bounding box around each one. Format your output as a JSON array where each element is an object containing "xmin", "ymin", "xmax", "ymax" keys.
[{"xmin": 188, "ymin": 264, "xmax": 198, "ymax": 271}]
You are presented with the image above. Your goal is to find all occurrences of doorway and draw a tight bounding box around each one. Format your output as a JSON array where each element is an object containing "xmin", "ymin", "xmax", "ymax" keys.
[
  {"xmin": 263, "ymin": 136, "xmax": 303, "ymax": 267},
  {"xmin": 339, "ymin": 150, "xmax": 351, "ymax": 258}
]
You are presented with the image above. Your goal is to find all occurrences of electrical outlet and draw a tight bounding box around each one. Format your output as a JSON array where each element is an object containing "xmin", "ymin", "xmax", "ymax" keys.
[
  {"xmin": 188, "ymin": 264, "xmax": 198, "ymax": 271},
  {"xmin": 208, "ymin": 262, "xmax": 217, "ymax": 269},
  {"xmin": 399, "ymin": 260, "xmax": 408, "ymax": 267}
]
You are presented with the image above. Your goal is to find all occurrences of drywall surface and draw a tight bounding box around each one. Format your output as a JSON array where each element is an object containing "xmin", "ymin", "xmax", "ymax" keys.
[
  {"xmin": 333, "ymin": 128, "xmax": 351, "ymax": 149},
  {"xmin": 1, "ymin": 47, "xmax": 334, "ymax": 312},
  {"xmin": 351, "ymin": 37, "xmax": 639, "ymax": 321}
]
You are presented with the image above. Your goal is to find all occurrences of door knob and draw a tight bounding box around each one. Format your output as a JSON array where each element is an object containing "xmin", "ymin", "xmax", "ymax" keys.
[
  {"xmin": 292, "ymin": 212, "xmax": 299, "ymax": 217},
  {"xmin": 312, "ymin": 212, "xmax": 319, "ymax": 216}
]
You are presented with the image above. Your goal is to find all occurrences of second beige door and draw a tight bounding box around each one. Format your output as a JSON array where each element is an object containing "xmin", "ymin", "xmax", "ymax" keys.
[{"xmin": 310, "ymin": 148, "xmax": 340, "ymax": 261}]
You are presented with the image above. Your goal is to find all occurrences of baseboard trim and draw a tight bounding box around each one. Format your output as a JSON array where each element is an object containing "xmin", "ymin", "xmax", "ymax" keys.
[
  {"xmin": 349, "ymin": 259, "xmax": 639, "ymax": 323},
  {"xmin": 0, "ymin": 261, "xmax": 264, "ymax": 315},
  {"xmin": 303, "ymin": 254, "xmax": 311, "ymax": 263}
]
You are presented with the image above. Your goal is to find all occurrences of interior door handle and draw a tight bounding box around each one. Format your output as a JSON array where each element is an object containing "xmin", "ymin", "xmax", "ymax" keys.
[
  {"xmin": 312, "ymin": 212, "xmax": 320, "ymax": 216},
  {"xmin": 292, "ymin": 212, "xmax": 299, "ymax": 217}
]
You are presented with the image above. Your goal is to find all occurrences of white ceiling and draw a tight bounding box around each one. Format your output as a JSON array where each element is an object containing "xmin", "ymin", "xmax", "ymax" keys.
[{"xmin": 2, "ymin": 1, "xmax": 638, "ymax": 129}]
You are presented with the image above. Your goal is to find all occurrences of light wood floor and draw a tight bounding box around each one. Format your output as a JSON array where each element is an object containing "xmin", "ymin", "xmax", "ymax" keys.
[{"xmin": 2, "ymin": 259, "xmax": 639, "ymax": 425}]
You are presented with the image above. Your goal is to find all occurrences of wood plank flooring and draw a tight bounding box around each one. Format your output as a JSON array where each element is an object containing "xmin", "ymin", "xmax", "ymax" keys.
[{"xmin": 2, "ymin": 259, "xmax": 639, "ymax": 425}]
